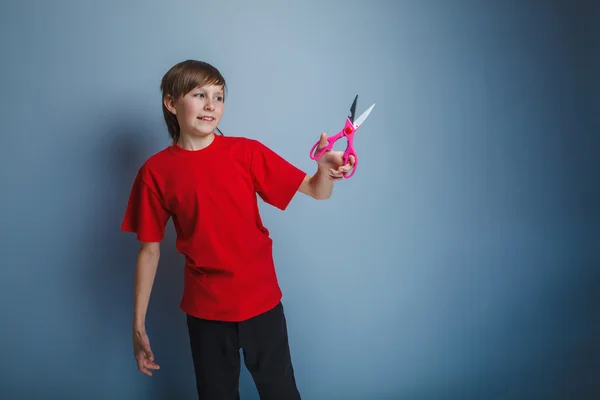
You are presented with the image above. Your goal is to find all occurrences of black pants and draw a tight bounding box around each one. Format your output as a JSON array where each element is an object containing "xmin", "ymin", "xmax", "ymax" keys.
[{"xmin": 186, "ymin": 302, "xmax": 301, "ymax": 400}]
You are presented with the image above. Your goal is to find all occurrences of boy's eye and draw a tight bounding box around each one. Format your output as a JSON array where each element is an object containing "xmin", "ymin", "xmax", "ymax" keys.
[{"xmin": 194, "ymin": 93, "xmax": 223, "ymax": 101}]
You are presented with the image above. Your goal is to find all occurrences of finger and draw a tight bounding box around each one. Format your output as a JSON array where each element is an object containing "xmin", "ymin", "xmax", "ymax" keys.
[
  {"xmin": 334, "ymin": 163, "xmax": 352, "ymax": 174},
  {"xmin": 137, "ymin": 360, "xmax": 153, "ymax": 376},
  {"xmin": 337, "ymin": 163, "xmax": 350, "ymax": 172},
  {"xmin": 329, "ymin": 168, "xmax": 344, "ymax": 179},
  {"xmin": 343, "ymin": 155, "xmax": 355, "ymax": 168},
  {"xmin": 316, "ymin": 132, "xmax": 328, "ymax": 151},
  {"xmin": 144, "ymin": 358, "xmax": 160, "ymax": 370},
  {"xmin": 144, "ymin": 350, "xmax": 159, "ymax": 368}
]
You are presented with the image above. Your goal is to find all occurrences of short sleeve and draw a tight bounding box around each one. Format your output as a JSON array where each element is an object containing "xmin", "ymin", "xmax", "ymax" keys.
[
  {"xmin": 121, "ymin": 166, "xmax": 171, "ymax": 242},
  {"xmin": 249, "ymin": 140, "xmax": 307, "ymax": 210}
]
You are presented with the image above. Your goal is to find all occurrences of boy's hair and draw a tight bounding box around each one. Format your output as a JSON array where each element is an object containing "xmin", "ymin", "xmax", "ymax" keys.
[{"xmin": 160, "ymin": 60, "xmax": 227, "ymax": 142}]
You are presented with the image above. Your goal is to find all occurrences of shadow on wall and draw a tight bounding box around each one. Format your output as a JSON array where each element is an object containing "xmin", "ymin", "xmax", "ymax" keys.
[
  {"xmin": 41, "ymin": 104, "xmax": 264, "ymax": 399},
  {"xmin": 84, "ymin": 110, "xmax": 198, "ymax": 399}
]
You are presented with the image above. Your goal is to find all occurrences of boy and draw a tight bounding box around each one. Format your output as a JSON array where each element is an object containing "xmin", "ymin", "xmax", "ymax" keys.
[{"xmin": 121, "ymin": 60, "xmax": 354, "ymax": 399}]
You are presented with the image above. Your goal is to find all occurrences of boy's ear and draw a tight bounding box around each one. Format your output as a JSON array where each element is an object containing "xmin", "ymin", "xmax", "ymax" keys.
[{"xmin": 163, "ymin": 95, "xmax": 177, "ymax": 115}]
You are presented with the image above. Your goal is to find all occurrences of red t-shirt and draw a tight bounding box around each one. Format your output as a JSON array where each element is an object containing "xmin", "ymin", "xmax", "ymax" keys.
[{"xmin": 121, "ymin": 134, "xmax": 307, "ymax": 322}]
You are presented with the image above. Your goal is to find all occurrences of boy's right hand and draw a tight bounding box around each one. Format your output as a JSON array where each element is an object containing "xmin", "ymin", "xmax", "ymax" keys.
[{"xmin": 133, "ymin": 328, "xmax": 160, "ymax": 376}]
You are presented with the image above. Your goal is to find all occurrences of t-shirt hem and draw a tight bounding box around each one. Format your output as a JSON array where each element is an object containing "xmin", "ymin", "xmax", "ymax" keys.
[
  {"xmin": 121, "ymin": 226, "xmax": 164, "ymax": 242},
  {"xmin": 180, "ymin": 294, "xmax": 283, "ymax": 323},
  {"xmin": 277, "ymin": 171, "xmax": 307, "ymax": 211}
]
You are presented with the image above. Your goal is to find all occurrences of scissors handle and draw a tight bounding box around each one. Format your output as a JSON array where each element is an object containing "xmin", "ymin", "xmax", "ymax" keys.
[
  {"xmin": 309, "ymin": 130, "xmax": 342, "ymax": 160},
  {"xmin": 343, "ymin": 141, "xmax": 358, "ymax": 179},
  {"xmin": 309, "ymin": 118, "xmax": 358, "ymax": 179}
]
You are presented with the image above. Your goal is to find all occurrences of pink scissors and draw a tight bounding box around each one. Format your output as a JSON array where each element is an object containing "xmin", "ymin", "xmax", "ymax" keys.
[{"xmin": 309, "ymin": 95, "xmax": 375, "ymax": 178}]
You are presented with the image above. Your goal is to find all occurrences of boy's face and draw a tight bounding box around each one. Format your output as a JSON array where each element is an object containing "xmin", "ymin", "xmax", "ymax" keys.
[{"xmin": 165, "ymin": 84, "xmax": 224, "ymax": 138}]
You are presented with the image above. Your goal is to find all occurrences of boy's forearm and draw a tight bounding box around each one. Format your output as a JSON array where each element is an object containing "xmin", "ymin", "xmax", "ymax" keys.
[
  {"xmin": 133, "ymin": 245, "xmax": 160, "ymax": 331},
  {"xmin": 310, "ymin": 166, "xmax": 334, "ymax": 200}
]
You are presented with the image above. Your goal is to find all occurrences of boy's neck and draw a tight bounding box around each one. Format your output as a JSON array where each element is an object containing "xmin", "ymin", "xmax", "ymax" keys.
[{"xmin": 177, "ymin": 132, "xmax": 215, "ymax": 151}]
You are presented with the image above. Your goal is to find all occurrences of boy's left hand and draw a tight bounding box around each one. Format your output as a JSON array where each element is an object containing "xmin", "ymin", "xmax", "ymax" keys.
[{"xmin": 313, "ymin": 132, "xmax": 355, "ymax": 180}]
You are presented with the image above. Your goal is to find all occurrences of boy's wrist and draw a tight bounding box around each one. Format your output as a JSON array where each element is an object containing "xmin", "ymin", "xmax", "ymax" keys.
[{"xmin": 133, "ymin": 316, "xmax": 146, "ymax": 332}]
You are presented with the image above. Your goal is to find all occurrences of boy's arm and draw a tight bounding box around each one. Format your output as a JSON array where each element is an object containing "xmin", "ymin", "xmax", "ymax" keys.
[
  {"xmin": 249, "ymin": 133, "xmax": 352, "ymax": 206},
  {"xmin": 121, "ymin": 165, "xmax": 168, "ymax": 375},
  {"xmin": 299, "ymin": 166, "xmax": 334, "ymax": 200},
  {"xmin": 133, "ymin": 242, "xmax": 160, "ymax": 330},
  {"xmin": 132, "ymin": 241, "xmax": 161, "ymax": 376}
]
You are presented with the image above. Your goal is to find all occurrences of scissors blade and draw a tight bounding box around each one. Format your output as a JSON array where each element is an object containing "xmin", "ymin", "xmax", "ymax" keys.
[
  {"xmin": 353, "ymin": 103, "xmax": 375, "ymax": 128},
  {"xmin": 348, "ymin": 95, "xmax": 358, "ymax": 123}
]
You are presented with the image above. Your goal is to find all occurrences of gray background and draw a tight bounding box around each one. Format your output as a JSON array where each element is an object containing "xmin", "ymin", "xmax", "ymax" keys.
[{"xmin": 1, "ymin": 0, "xmax": 598, "ymax": 399}]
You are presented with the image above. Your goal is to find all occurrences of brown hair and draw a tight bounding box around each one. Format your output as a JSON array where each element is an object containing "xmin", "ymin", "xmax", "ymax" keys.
[{"xmin": 160, "ymin": 60, "xmax": 227, "ymax": 142}]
